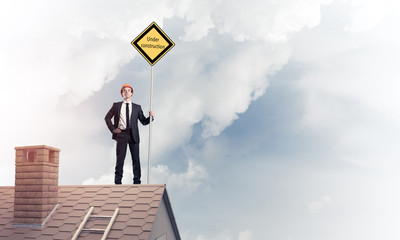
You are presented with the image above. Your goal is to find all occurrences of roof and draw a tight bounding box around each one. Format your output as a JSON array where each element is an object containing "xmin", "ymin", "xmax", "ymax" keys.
[{"xmin": 0, "ymin": 184, "xmax": 180, "ymax": 240}]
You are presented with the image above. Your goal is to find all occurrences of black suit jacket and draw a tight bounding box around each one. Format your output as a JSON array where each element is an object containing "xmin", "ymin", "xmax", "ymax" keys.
[{"xmin": 105, "ymin": 102, "xmax": 151, "ymax": 142}]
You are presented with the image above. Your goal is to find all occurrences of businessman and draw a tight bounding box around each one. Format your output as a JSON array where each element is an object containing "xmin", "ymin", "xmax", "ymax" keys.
[{"xmin": 105, "ymin": 83, "xmax": 154, "ymax": 184}]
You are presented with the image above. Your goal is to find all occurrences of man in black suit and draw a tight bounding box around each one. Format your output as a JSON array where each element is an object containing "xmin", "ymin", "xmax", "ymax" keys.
[{"xmin": 105, "ymin": 83, "xmax": 154, "ymax": 184}]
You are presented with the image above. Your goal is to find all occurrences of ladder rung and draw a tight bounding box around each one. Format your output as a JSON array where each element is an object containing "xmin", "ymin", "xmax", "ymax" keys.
[{"xmin": 71, "ymin": 207, "xmax": 119, "ymax": 240}]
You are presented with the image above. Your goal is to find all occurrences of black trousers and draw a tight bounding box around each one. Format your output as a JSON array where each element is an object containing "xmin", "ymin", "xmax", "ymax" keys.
[{"xmin": 115, "ymin": 130, "xmax": 141, "ymax": 184}]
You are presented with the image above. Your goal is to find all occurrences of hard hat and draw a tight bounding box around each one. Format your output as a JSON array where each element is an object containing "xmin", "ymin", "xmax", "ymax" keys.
[{"xmin": 120, "ymin": 83, "xmax": 133, "ymax": 96}]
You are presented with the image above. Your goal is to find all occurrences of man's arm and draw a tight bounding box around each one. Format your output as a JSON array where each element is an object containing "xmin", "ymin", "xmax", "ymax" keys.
[
  {"xmin": 105, "ymin": 104, "xmax": 117, "ymax": 133},
  {"xmin": 138, "ymin": 106, "xmax": 154, "ymax": 125}
]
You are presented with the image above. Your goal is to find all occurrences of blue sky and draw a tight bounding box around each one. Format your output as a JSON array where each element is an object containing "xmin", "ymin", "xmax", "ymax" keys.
[{"xmin": 1, "ymin": 0, "xmax": 400, "ymax": 239}]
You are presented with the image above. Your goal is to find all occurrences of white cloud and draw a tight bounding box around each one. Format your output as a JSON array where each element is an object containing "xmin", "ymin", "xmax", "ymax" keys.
[
  {"xmin": 81, "ymin": 158, "xmax": 207, "ymax": 193},
  {"xmin": 308, "ymin": 195, "xmax": 333, "ymax": 213},
  {"xmin": 151, "ymin": 159, "xmax": 208, "ymax": 193},
  {"xmin": 291, "ymin": 0, "xmax": 400, "ymax": 170},
  {"xmin": 190, "ymin": 229, "xmax": 252, "ymax": 240},
  {"xmin": 180, "ymin": 0, "xmax": 332, "ymax": 42},
  {"xmin": 197, "ymin": 42, "xmax": 291, "ymax": 138},
  {"xmin": 82, "ymin": 174, "xmax": 113, "ymax": 185},
  {"xmin": 238, "ymin": 230, "xmax": 253, "ymax": 240},
  {"xmin": 194, "ymin": 230, "xmax": 232, "ymax": 240},
  {"xmin": 343, "ymin": 0, "xmax": 396, "ymax": 33}
]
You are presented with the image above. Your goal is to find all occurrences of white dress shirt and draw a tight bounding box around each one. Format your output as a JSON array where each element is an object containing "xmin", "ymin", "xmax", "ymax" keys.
[{"xmin": 118, "ymin": 100, "xmax": 132, "ymax": 130}]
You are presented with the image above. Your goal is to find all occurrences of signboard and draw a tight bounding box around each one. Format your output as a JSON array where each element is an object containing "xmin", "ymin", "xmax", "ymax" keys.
[{"xmin": 131, "ymin": 22, "xmax": 175, "ymax": 66}]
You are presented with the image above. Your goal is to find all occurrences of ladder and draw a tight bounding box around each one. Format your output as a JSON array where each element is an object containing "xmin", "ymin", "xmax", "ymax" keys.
[{"xmin": 71, "ymin": 206, "xmax": 119, "ymax": 240}]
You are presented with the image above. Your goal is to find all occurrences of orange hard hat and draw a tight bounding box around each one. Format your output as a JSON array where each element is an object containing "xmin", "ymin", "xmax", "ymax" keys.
[{"xmin": 120, "ymin": 83, "xmax": 133, "ymax": 96}]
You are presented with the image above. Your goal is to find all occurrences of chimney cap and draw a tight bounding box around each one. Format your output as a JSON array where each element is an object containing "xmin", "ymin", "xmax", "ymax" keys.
[{"xmin": 14, "ymin": 145, "xmax": 60, "ymax": 152}]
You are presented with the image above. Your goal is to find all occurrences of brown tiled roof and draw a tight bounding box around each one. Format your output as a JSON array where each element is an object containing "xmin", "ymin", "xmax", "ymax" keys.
[{"xmin": 0, "ymin": 184, "xmax": 179, "ymax": 240}]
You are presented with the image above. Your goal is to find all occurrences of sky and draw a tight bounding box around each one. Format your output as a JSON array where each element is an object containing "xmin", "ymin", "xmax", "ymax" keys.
[{"xmin": 1, "ymin": 0, "xmax": 400, "ymax": 239}]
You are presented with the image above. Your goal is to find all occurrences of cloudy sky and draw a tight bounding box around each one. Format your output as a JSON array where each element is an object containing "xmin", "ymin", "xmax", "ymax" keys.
[{"xmin": 1, "ymin": 0, "xmax": 400, "ymax": 239}]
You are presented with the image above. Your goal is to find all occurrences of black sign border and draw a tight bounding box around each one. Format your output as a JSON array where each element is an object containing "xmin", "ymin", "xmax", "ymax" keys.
[{"xmin": 132, "ymin": 22, "xmax": 175, "ymax": 66}]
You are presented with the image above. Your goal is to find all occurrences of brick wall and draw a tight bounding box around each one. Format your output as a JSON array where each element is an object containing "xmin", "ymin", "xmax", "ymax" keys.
[{"xmin": 14, "ymin": 145, "xmax": 60, "ymax": 224}]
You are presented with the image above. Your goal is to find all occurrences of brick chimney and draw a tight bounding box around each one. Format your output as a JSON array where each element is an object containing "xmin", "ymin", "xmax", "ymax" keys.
[{"xmin": 14, "ymin": 145, "xmax": 60, "ymax": 225}]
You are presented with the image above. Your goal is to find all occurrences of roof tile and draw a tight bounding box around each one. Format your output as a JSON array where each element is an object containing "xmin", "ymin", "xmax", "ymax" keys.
[
  {"xmin": 108, "ymin": 192, "xmax": 125, "ymax": 198},
  {"xmin": 57, "ymin": 192, "xmax": 71, "ymax": 198},
  {"xmin": 122, "ymin": 226, "xmax": 142, "ymax": 235},
  {"xmin": 57, "ymin": 206, "xmax": 74, "ymax": 213},
  {"xmin": 149, "ymin": 200, "xmax": 161, "ymax": 208},
  {"xmin": 64, "ymin": 216, "xmax": 83, "ymax": 224},
  {"xmin": 68, "ymin": 194, "xmax": 82, "ymax": 200},
  {"xmin": 24, "ymin": 229, "xmax": 42, "ymax": 239},
  {"xmin": 135, "ymin": 197, "xmax": 153, "ymax": 204},
  {"xmin": 52, "ymin": 213, "xmax": 70, "ymax": 220},
  {"xmin": 98, "ymin": 209, "xmax": 117, "ymax": 217},
  {"xmin": 53, "ymin": 231, "xmax": 72, "ymax": 240},
  {"xmin": 139, "ymin": 231, "xmax": 151, "ymax": 240},
  {"xmin": 115, "ymin": 214, "xmax": 129, "ymax": 222},
  {"xmin": 59, "ymin": 223, "xmax": 77, "ymax": 232},
  {"xmin": 119, "ymin": 235, "xmax": 139, "ymax": 240},
  {"xmin": 110, "ymin": 221, "xmax": 126, "ymax": 230},
  {"xmin": 92, "ymin": 194, "xmax": 108, "ymax": 201},
  {"xmin": 73, "ymin": 203, "xmax": 90, "ymax": 210},
  {"xmin": 0, "ymin": 217, "xmax": 11, "ymax": 225},
  {"xmin": 108, "ymin": 230, "xmax": 124, "ymax": 239},
  {"xmin": 119, "ymin": 200, "xmax": 135, "ymax": 208},
  {"xmin": 41, "ymin": 226, "xmax": 59, "ymax": 235},
  {"xmin": 90, "ymin": 200, "xmax": 106, "ymax": 207},
  {"xmin": 97, "ymin": 188, "xmax": 112, "ymax": 195},
  {"xmin": 144, "ymin": 215, "xmax": 156, "ymax": 223},
  {"xmin": 147, "ymin": 207, "xmax": 158, "ymax": 215},
  {"xmin": 154, "ymin": 187, "xmax": 164, "ymax": 195},
  {"xmin": 59, "ymin": 187, "xmax": 77, "ymax": 193},
  {"xmin": 124, "ymin": 188, "xmax": 140, "ymax": 195},
  {"xmin": 132, "ymin": 204, "xmax": 151, "ymax": 211},
  {"xmin": 138, "ymin": 192, "xmax": 156, "ymax": 198},
  {"xmin": 106, "ymin": 197, "xmax": 121, "ymax": 204},
  {"xmin": 2, "ymin": 211, "xmax": 13, "ymax": 218},
  {"xmin": 78, "ymin": 197, "xmax": 94, "ymax": 204},
  {"xmin": 62, "ymin": 200, "xmax": 78, "ymax": 207},
  {"xmin": 0, "ymin": 202, "xmax": 13, "ymax": 209},
  {"xmin": 126, "ymin": 218, "xmax": 146, "ymax": 227},
  {"xmin": 101, "ymin": 203, "xmax": 119, "ymax": 211},
  {"xmin": 36, "ymin": 235, "xmax": 54, "ymax": 240},
  {"xmin": 70, "ymin": 188, "xmax": 86, "ymax": 195},
  {"xmin": 0, "ymin": 229, "xmax": 14, "ymax": 237},
  {"xmin": 128, "ymin": 211, "xmax": 148, "ymax": 220},
  {"xmin": 46, "ymin": 219, "xmax": 64, "ymax": 227},
  {"xmin": 83, "ymin": 187, "xmax": 102, "ymax": 192},
  {"xmin": 138, "ymin": 186, "xmax": 158, "ymax": 192},
  {"xmin": 141, "ymin": 222, "xmax": 153, "ymax": 231},
  {"xmin": 8, "ymin": 233, "xmax": 25, "ymax": 239},
  {"xmin": 123, "ymin": 194, "xmax": 139, "ymax": 201},
  {"xmin": 118, "ymin": 207, "xmax": 134, "ymax": 215},
  {"xmin": 81, "ymin": 192, "xmax": 97, "ymax": 198}
]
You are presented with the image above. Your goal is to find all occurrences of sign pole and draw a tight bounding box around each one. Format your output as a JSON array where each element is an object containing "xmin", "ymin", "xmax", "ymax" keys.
[
  {"xmin": 148, "ymin": 65, "xmax": 154, "ymax": 184},
  {"xmin": 131, "ymin": 22, "xmax": 174, "ymax": 185}
]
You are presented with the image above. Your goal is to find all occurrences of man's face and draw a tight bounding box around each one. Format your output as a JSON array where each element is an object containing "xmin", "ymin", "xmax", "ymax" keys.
[{"xmin": 122, "ymin": 87, "xmax": 133, "ymax": 99}]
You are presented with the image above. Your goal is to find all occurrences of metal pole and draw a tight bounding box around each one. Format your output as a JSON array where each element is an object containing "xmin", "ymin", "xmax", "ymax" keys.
[{"xmin": 147, "ymin": 66, "xmax": 154, "ymax": 184}]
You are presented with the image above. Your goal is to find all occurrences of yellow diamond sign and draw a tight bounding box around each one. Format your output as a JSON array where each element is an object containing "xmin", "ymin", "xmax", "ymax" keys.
[{"xmin": 131, "ymin": 22, "xmax": 175, "ymax": 66}]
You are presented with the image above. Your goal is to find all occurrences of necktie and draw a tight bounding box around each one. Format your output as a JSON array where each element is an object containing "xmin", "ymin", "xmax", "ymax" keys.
[{"xmin": 126, "ymin": 103, "xmax": 130, "ymax": 130}]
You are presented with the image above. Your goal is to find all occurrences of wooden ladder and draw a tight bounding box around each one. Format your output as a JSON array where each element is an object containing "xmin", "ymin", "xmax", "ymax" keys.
[{"xmin": 71, "ymin": 206, "xmax": 119, "ymax": 240}]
